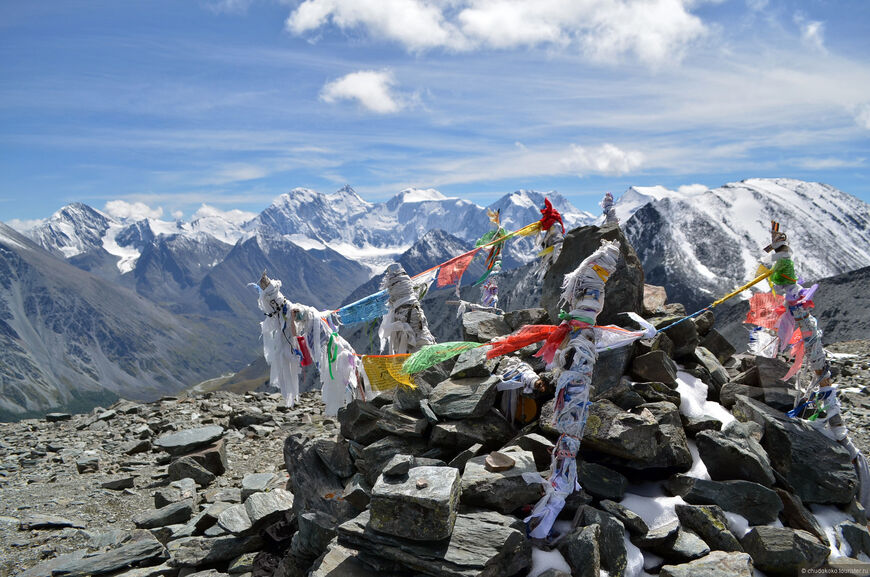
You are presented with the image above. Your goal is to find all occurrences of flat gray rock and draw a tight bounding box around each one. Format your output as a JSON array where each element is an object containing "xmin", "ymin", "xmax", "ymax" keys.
[
  {"xmin": 155, "ymin": 426, "xmax": 224, "ymax": 456},
  {"xmin": 245, "ymin": 488, "xmax": 294, "ymax": 526},
  {"xmin": 740, "ymin": 526, "xmax": 828, "ymax": 576},
  {"xmin": 666, "ymin": 474, "xmax": 783, "ymax": 525},
  {"xmin": 133, "ymin": 499, "xmax": 195, "ymax": 529},
  {"xmin": 660, "ymin": 551, "xmax": 754, "ymax": 577},
  {"xmin": 167, "ymin": 534, "xmax": 264, "ymax": 567},
  {"xmin": 460, "ymin": 449, "xmax": 540, "ymax": 514},
  {"xmin": 19, "ymin": 514, "xmax": 85, "ymax": 530},
  {"xmin": 50, "ymin": 533, "xmax": 166, "ymax": 577},
  {"xmin": 338, "ymin": 509, "xmax": 531, "ymax": 577},
  {"xmin": 240, "ymin": 472, "xmax": 278, "ymax": 501},
  {"xmin": 218, "ymin": 504, "xmax": 252, "ymax": 535},
  {"xmin": 370, "ymin": 466, "xmax": 460, "ymax": 540},
  {"xmin": 429, "ymin": 375, "xmax": 500, "ymax": 420}
]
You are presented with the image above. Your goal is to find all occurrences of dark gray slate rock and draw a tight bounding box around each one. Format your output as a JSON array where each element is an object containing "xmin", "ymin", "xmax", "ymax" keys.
[
  {"xmin": 430, "ymin": 414, "xmax": 513, "ymax": 451},
  {"xmin": 447, "ymin": 443, "xmax": 483, "ymax": 474},
  {"xmin": 631, "ymin": 351, "xmax": 678, "ymax": 386},
  {"xmin": 578, "ymin": 461, "xmax": 627, "ymax": 501},
  {"xmin": 123, "ymin": 439, "xmax": 152, "ymax": 455},
  {"xmin": 775, "ymin": 489, "xmax": 828, "ymax": 544},
  {"xmin": 376, "ymin": 405, "xmax": 429, "ymax": 438},
  {"xmin": 633, "ymin": 381, "xmax": 682, "ymax": 406},
  {"xmin": 184, "ymin": 438, "xmax": 228, "ymax": 477},
  {"xmin": 701, "ymin": 329, "xmax": 737, "ymax": 364},
  {"xmin": 540, "ymin": 225, "xmax": 643, "ymax": 327},
  {"xmin": 600, "ymin": 500, "xmax": 649, "ymax": 536},
  {"xmin": 693, "ymin": 347, "xmax": 729, "ymax": 398},
  {"xmin": 284, "ymin": 431, "xmax": 358, "ymax": 522},
  {"xmin": 633, "ymin": 520, "xmax": 680, "ymax": 550},
  {"xmin": 536, "ymin": 570, "xmax": 571, "ymax": 577},
  {"xmin": 358, "ymin": 435, "xmax": 428, "ymax": 485},
  {"xmin": 133, "ymin": 499, "xmax": 195, "ymax": 529},
  {"xmin": 382, "ymin": 454, "xmax": 414, "ymax": 477},
  {"xmin": 719, "ymin": 382, "xmax": 766, "ymax": 409},
  {"xmin": 693, "ymin": 310, "xmax": 715, "ymax": 336},
  {"xmin": 245, "ymin": 489, "xmax": 294, "ymax": 527},
  {"xmin": 154, "ymin": 478, "xmax": 198, "ymax": 508},
  {"xmin": 370, "ymin": 466, "xmax": 460, "ymax": 540},
  {"xmin": 666, "ymin": 475, "xmax": 783, "ymax": 525},
  {"xmin": 675, "ymin": 504, "xmax": 743, "ymax": 552},
  {"xmin": 593, "ymin": 346, "xmax": 636, "ymax": 396},
  {"xmin": 209, "ymin": 505, "xmax": 250, "ymax": 538},
  {"xmin": 50, "ymin": 533, "xmax": 166, "ymax": 577},
  {"xmin": 660, "ymin": 551, "xmax": 753, "ymax": 577},
  {"xmin": 45, "ymin": 412, "xmax": 72, "ymax": 423},
  {"xmin": 695, "ymin": 428, "xmax": 775, "ymax": 487},
  {"xmin": 594, "ymin": 381, "xmax": 645, "ymax": 410},
  {"xmin": 291, "ymin": 511, "xmax": 339, "ymax": 562},
  {"xmin": 338, "ymin": 509, "xmax": 531, "ymax": 577},
  {"xmin": 102, "ymin": 476, "xmax": 136, "ymax": 491},
  {"xmin": 337, "ymin": 400, "xmax": 386, "ymax": 445},
  {"xmin": 308, "ymin": 541, "xmax": 381, "ymax": 577},
  {"xmin": 19, "ymin": 514, "xmax": 85, "ymax": 530},
  {"xmin": 559, "ymin": 524, "xmax": 599, "ymax": 577},
  {"xmin": 76, "ymin": 452, "xmax": 99, "ymax": 473},
  {"xmin": 241, "ymin": 472, "xmax": 279, "ymax": 501},
  {"xmin": 342, "ymin": 473, "xmax": 372, "ymax": 510},
  {"xmin": 666, "ymin": 528, "xmax": 711, "ymax": 562},
  {"xmin": 429, "ymin": 375, "xmax": 500, "ymax": 419},
  {"xmin": 505, "ymin": 434, "xmax": 553, "ymax": 470},
  {"xmin": 683, "ymin": 415, "xmax": 723, "ymax": 437},
  {"xmin": 653, "ymin": 315, "xmax": 699, "ymax": 358},
  {"xmin": 732, "ymin": 395, "xmax": 858, "ymax": 504},
  {"xmin": 154, "ymin": 426, "xmax": 224, "ymax": 456},
  {"xmin": 395, "ymin": 378, "xmax": 433, "ymax": 413},
  {"xmin": 462, "ymin": 311, "xmax": 511, "ymax": 343},
  {"xmin": 168, "ymin": 456, "xmax": 215, "ymax": 486},
  {"xmin": 577, "ymin": 505, "xmax": 627, "ymax": 576},
  {"xmin": 740, "ymin": 526, "xmax": 828, "ymax": 576},
  {"xmin": 839, "ymin": 521, "xmax": 870, "ymax": 558},
  {"xmin": 167, "ymin": 534, "xmax": 263, "ymax": 567},
  {"xmin": 583, "ymin": 400, "xmax": 692, "ymax": 472},
  {"xmin": 450, "ymin": 347, "xmax": 493, "ymax": 379},
  {"xmin": 504, "ymin": 308, "xmax": 549, "ymax": 331},
  {"xmin": 460, "ymin": 449, "xmax": 540, "ymax": 514},
  {"xmin": 313, "ymin": 438, "xmax": 355, "ymax": 479}
]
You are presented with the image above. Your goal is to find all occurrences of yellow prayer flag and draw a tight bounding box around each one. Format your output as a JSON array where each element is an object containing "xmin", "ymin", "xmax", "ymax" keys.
[{"xmin": 361, "ymin": 355, "xmax": 417, "ymax": 392}]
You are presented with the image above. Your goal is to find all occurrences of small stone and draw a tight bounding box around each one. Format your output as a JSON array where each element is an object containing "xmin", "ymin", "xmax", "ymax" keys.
[
  {"xmin": 123, "ymin": 439, "xmax": 152, "ymax": 455},
  {"xmin": 485, "ymin": 451, "xmax": 515, "ymax": 472},
  {"xmin": 383, "ymin": 454, "xmax": 413, "ymax": 478},
  {"xmin": 416, "ymin": 479, "xmax": 428, "ymax": 489},
  {"xmin": 168, "ymin": 456, "xmax": 216, "ymax": 486},
  {"xmin": 19, "ymin": 514, "xmax": 85, "ymax": 530},
  {"xmin": 45, "ymin": 413, "xmax": 72, "ymax": 423},
  {"xmin": 76, "ymin": 452, "xmax": 99, "ymax": 474},
  {"xmin": 102, "ymin": 476, "xmax": 136, "ymax": 491},
  {"xmin": 241, "ymin": 473, "xmax": 278, "ymax": 501},
  {"xmin": 342, "ymin": 474, "xmax": 371, "ymax": 510}
]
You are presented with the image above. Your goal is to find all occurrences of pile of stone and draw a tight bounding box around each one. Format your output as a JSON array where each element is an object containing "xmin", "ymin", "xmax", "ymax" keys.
[{"xmin": 5, "ymin": 224, "xmax": 870, "ymax": 577}]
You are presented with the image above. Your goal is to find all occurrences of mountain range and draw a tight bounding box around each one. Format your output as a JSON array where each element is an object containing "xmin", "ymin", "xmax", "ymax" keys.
[{"xmin": 2, "ymin": 178, "xmax": 869, "ymax": 419}]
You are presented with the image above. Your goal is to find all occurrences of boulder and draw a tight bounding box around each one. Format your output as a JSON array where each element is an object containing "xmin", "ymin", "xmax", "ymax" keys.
[
  {"xmin": 338, "ymin": 401, "xmax": 386, "ymax": 445},
  {"xmin": 539, "ymin": 225, "xmax": 644, "ymax": 327},
  {"xmin": 700, "ymin": 329, "xmax": 736, "ymax": 364},
  {"xmin": 839, "ymin": 521, "xmax": 870, "ymax": 558},
  {"xmin": 582, "ymin": 400, "xmax": 692, "ymax": 472},
  {"xmin": 430, "ymin": 414, "xmax": 513, "ymax": 451},
  {"xmin": 154, "ymin": 426, "xmax": 224, "ymax": 457},
  {"xmin": 599, "ymin": 500, "xmax": 648, "ymax": 536},
  {"xmin": 692, "ymin": 347, "xmax": 729, "ymax": 398},
  {"xmin": 695, "ymin": 428, "xmax": 775, "ymax": 487},
  {"xmin": 218, "ymin": 504, "xmax": 252, "ymax": 535},
  {"xmin": 631, "ymin": 351, "xmax": 678, "ymax": 386},
  {"xmin": 593, "ymin": 346, "xmax": 636, "ymax": 396},
  {"xmin": 740, "ymin": 527, "xmax": 828, "ymax": 576},
  {"xmin": 168, "ymin": 457, "xmax": 215, "ymax": 486},
  {"xmin": 666, "ymin": 475, "xmax": 782, "ymax": 525},
  {"xmin": 342, "ymin": 473, "xmax": 372, "ymax": 510},
  {"xmin": 504, "ymin": 434, "xmax": 553, "ymax": 470},
  {"xmin": 578, "ymin": 461, "xmax": 627, "ymax": 501},
  {"xmin": 155, "ymin": 478, "xmax": 198, "ymax": 508},
  {"xmin": 576, "ymin": 506, "xmax": 627, "ymax": 576},
  {"xmin": 47, "ymin": 532, "xmax": 166, "ymax": 577},
  {"xmin": 732, "ymin": 395, "xmax": 858, "ymax": 504},
  {"xmin": 76, "ymin": 451, "xmax": 99, "ymax": 474},
  {"xmin": 460, "ymin": 448, "xmax": 541, "ymax": 514},
  {"xmin": 643, "ymin": 284, "xmax": 668, "ymax": 316},
  {"xmin": 369, "ymin": 466, "xmax": 460, "ymax": 540},
  {"xmin": 133, "ymin": 499, "xmax": 195, "ymax": 530},
  {"xmin": 503, "ymin": 308, "xmax": 549, "ymax": 331},
  {"xmin": 375, "ymin": 406, "xmax": 429, "ymax": 439},
  {"xmin": 660, "ymin": 551, "xmax": 753, "ymax": 577},
  {"xmin": 461, "ymin": 311, "xmax": 511, "ymax": 343},
  {"xmin": 559, "ymin": 524, "xmax": 600, "ymax": 577},
  {"xmin": 775, "ymin": 489, "xmax": 828, "ymax": 544},
  {"xmin": 338, "ymin": 509, "xmax": 531, "ymax": 577},
  {"xmin": 185, "ymin": 438, "xmax": 228, "ymax": 477},
  {"xmin": 429, "ymin": 376, "xmax": 500, "ymax": 419},
  {"xmin": 653, "ymin": 315, "xmax": 699, "ymax": 359},
  {"xmin": 674, "ymin": 504, "xmax": 743, "ymax": 552},
  {"xmin": 241, "ymin": 472, "xmax": 280, "ymax": 501},
  {"xmin": 167, "ymin": 535, "xmax": 264, "ymax": 567},
  {"xmin": 284, "ymin": 431, "xmax": 358, "ymax": 522},
  {"xmin": 358, "ymin": 435, "xmax": 429, "ymax": 485},
  {"xmin": 309, "ymin": 541, "xmax": 378, "ymax": 577},
  {"xmin": 633, "ymin": 381, "xmax": 681, "ymax": 406},
  {"xmin": 449, "ymin": 347, "xmax": 493, "ymax": 379}
]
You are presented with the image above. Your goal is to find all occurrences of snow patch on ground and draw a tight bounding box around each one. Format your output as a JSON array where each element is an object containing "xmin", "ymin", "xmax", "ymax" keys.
[
  {"xmin": 676, "ymin": 370, "xmax": 735, "ymax": 426},
  {"xmin": 811, "ymin": 504, "xmax": 853, "ymax": 559},
  {"xmin": 620, "ymin": 486, "xmax": 687, "ymax": 530},
  {"xmin": 686, "ymin": 439, "xmax": 711, "ymax": 480},
  {"xmin": 528, "ymin": 547, "xmax": 571, "ymax": 577}
]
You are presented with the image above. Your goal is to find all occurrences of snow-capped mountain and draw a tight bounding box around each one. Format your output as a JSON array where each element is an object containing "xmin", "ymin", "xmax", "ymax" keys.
[
  {"xmin": 620, "ymin": 178, "xmax": 870, "ymax": 311},
  {"xmin": 29, "ymin": 202, "xmax": 113, "ymax": 259}
]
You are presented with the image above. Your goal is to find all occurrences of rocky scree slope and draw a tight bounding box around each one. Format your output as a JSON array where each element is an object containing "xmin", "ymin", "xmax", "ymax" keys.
[{"xmin": 4, "ymin": 224, "xmax": 870, "ymax": 577}]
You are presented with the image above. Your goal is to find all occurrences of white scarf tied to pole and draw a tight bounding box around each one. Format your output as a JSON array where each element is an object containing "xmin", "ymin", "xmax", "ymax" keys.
[
  {"xmin": 379, "ymin": 264, "xmax": 437, "ymax": 355},
  {"xmin": 526, "ymin": 239, "xmax": 620, "ymax": 539}
]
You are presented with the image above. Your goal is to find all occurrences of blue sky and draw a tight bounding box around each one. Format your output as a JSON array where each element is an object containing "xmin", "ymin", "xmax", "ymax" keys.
[{"xmin": 2, "ymin": 0, "xmax": 870, "ymax": 224}]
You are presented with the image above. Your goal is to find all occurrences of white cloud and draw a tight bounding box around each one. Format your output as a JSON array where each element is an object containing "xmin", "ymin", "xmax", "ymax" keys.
[
  {"xmin": 792, "ymin": 157, "xmax": 865, "ymax": 170},
  {"xmin": 677, "ymin": 183, "xmax": 708, "ymax": 194},
  {"xmin": 287, "ymin": 0, "xmax": 708, "ymax": 66},
  {"xmin": 211, "ymin": 164, "xmax": 269, "ymax": 184},
  {"xmin": 746, "ymin": 0, "xmax": 768, "ymax": 11},
  {"xmin": 207, "ymin": 0, "xmax": 254, "ymax": 14},
  {"xmin": 6, "ymin": 218, "xmax": 45, "ymax": 233},
  {"xmin": 103, "ymin": 200, "xmax": 164, "ymax": 220},
  {"xmin": 193, "ymin": 203, "xmax": 257, "ymax": 224},
  {"xmin": 561, "ymin": 143, "xmax": 644, "ymax": 176},
  {"xmin": 855, "ymin": 104, "xmax": 870, "ymax": 130},
  {"xmin": 320, "ymin": 69, "xmax": 408, "ymax": 114},
  {"xmin": 799, "ymin": 19, "xmax": 825, "ymax": 52},
  {"xmin": 172, "ymin": 210, "xmax": 184, "ymax": 220}
]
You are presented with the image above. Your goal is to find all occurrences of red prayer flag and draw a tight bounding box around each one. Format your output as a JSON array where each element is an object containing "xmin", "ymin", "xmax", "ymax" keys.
[
  {"xmin": 745, "ymin": 292, "xmax": 785, "ymax": 330},
  {"xmin": 487, "ymin": 325, "xmax": 560, "ymax": 359},
  {"xmin": 437, "ymin": 249, "xmax": 479, "ymax": 288}
]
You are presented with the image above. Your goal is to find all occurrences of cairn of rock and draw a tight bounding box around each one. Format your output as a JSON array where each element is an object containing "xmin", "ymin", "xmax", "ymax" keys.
[{"xmin": 5, "ymin": 224, "xmax": 870, "ymax": 577}]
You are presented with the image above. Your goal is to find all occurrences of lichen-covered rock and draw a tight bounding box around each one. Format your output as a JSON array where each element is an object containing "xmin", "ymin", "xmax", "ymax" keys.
[
  {"xmin": 740, "ymin": 526, "xmax": 828, "ymax": 576},
  {"xmin": 369, "ymin": 466, "xmax": 460, "ymax": 541},
  {"xmin": 660, "ymin": 551, "xmax": 753, "ymax": 577},
  {"xmin": 666, "ymin": 475, "xmax": 782, "ymax": 525}
]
